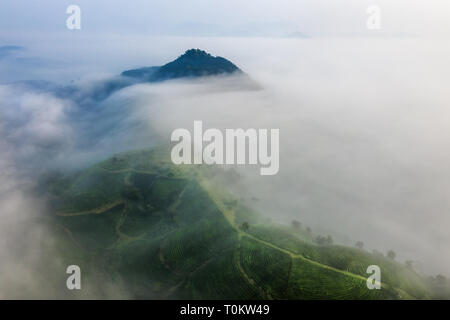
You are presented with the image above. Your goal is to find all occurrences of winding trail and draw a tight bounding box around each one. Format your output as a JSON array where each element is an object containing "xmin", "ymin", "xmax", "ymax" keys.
[{"xmin": 56, "ymin": 200, "xmax": 125, "ymax": 216}]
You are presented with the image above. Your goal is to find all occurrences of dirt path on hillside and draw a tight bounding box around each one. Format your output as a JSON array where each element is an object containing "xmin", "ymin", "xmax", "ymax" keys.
[{"xmin": 56, "ymin": 200, "xmax": 125, "ymax": 216}]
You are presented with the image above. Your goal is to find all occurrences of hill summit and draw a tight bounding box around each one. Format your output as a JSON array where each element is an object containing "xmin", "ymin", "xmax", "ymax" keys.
[{"xmin": 122, "ymin": 49, "xmax": 242, "ymax": 82}]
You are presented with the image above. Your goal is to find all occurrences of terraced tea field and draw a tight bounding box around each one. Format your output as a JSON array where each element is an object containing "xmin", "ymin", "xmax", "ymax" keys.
[{"xmin": 44, "ymin": 147, "xmax": 431, "ymax": 299}]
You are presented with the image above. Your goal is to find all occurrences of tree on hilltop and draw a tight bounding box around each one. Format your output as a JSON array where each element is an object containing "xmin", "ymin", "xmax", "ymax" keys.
[
  {"xmin": 241, "ymin": 222, "xmax": 249, "ymax": 233},
  {"xmin": 292, "ymin": 220, "xmax": 302, "ymax": 229},
  {"xmin": 387, "ymin": 250, "xmax": 396, "ymax": 260}
]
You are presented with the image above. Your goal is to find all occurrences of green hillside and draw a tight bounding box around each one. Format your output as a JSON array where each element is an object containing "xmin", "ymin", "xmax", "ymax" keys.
[{"xmin": 43, "ymin": 147, "xmax": 432, "ymax": 299}]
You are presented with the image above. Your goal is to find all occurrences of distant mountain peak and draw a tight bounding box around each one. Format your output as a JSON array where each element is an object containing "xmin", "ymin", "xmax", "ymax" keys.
[{"xmin": 121, "ymin": 48, "xmax": 241, "ymax": 82}]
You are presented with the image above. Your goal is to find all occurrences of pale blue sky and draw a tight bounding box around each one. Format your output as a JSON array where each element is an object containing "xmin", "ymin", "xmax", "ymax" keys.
[{"xmin": 0, "ymin": 0, "xmax": 449, "ymax": 36}]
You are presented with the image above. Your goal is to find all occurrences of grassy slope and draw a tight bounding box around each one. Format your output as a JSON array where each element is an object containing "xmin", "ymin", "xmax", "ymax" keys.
[{"xmin": 44, "ymin": 147, "xmax": 431, "ymax": 299}]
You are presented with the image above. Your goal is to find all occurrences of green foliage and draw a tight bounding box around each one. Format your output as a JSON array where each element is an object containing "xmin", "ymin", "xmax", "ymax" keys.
[
  {"xmin": 56, "ymin": 203, "xmax": 124, "ymax": 251},
  {"xmin": 240, "ymin": 222, "xmax": 250, "ymax": 232},
  {"xmin": 292, "ymin": 220, "xmax": 302, "ymax": 229},
  {"xmin": 315, "ymin": 235, "xmax": 333, "ymax": 246},
  {"xmin": 182, "ymin": 248, "xmax": 261, "ymax": 299},
  {"xmin": 247, "ymin": 224, "xmax": 429, "ymax": 298},
  {"xmin": 44, "ymin": 147, "xmax": 433, "ymax": 300},
  {"xmin": 240, "ymin": 237, "xmax": 291, "ymax": 299},
  {"xmin": 387, "ymin": 250, "xmax": 397, "ymax": 260},
  {"xmin": 161, "ymin": 218, "xmax": 238, "ymax": 274},
  {"xmin": 286, "ymin": 258, "xmax": 399, "ymax": 300}
]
